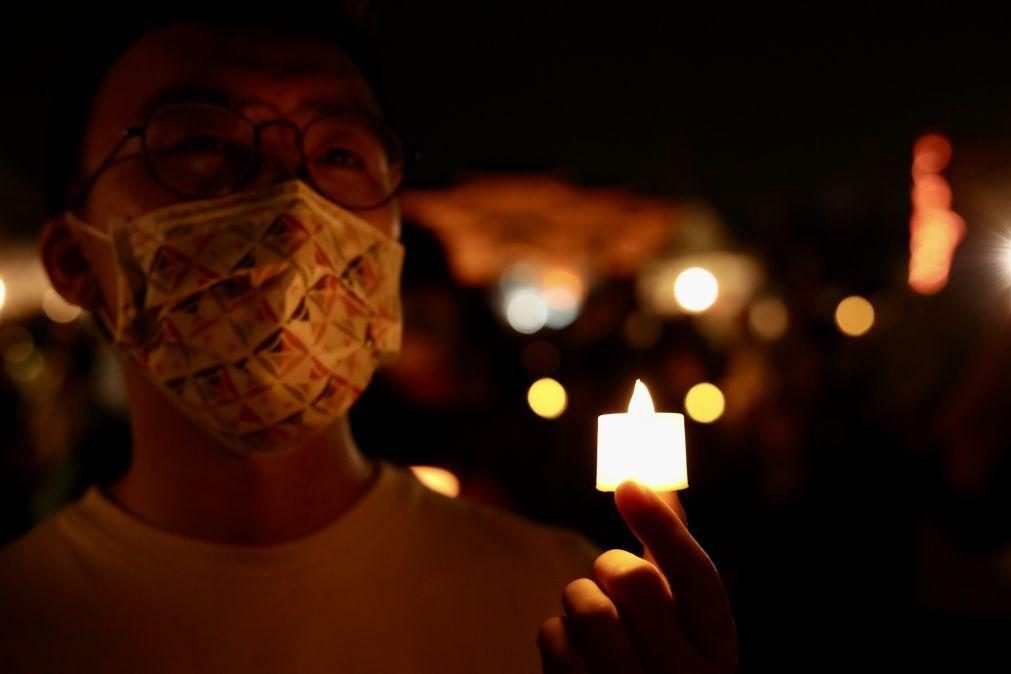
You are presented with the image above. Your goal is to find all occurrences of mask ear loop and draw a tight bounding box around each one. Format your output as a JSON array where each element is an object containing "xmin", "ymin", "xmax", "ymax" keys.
[
  {"xmin": 61, "ymin": 211, "xmax": 124, "ymax": 345},
  {"xmin": 63, "ymin": 211, "xmax": 113, "ymax": 243}
]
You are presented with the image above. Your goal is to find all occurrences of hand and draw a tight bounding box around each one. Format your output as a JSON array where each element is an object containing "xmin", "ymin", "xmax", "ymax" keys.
[{"xmin": 537, "ymin": 481, "xmax": 738, "ymax": 673}]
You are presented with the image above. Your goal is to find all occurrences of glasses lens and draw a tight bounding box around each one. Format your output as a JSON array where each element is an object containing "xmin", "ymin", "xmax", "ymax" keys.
[
  {"xmin": 303, "ymin": 114, "xmax": 404, "ymax": 209},
  {"xmin": 144, "ymin": 103, "xmax": 255, "ymax": 198}
]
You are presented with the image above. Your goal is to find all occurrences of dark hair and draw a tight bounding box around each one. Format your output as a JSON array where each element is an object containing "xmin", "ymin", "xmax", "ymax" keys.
[{"xmin": 43, "ymin": 7, "xmax": 385, "ymax": 218}]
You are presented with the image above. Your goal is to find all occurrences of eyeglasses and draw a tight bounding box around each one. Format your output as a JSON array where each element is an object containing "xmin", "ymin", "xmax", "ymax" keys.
[{"xmin": 70, "ymin": 101, "xmax": 406, "ymax": 212}]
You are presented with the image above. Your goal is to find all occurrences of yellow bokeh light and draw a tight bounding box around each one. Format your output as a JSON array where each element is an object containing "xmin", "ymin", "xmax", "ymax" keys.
[
  {"xmin": 684, "ymin": 382, "xmax": 725, "ymax": 423},
  {"xmin": 409, "ymin": 466, "xmax": 461, "ymax": 498},
  {"xmin": 835, "ymin": 295, "xmax": 875, "ymax": 337},
  {"xmin": 527, "ymin": 377, "xmax": 568, "ymax": 419},
  {"xmin": 4, "ymin": 350, "xmax": 44, "ymax": 383},
  {"xmin": 541, "ymin": 267, "xmax": 585, "ymax": 304},
  {"xmin": 42, "ymin": 289, "xmax": 82, "ymax": 323},
  {"xmin": 673, "ymin": 267, "xmax": 719, "ymax": 313},
  {"xmin": 3, "ymin": 340, "xmax": 33, "ymax": 364},
  {"xmin": 0, "ymin": 277, "xmax": 5, "ymax": 313}
]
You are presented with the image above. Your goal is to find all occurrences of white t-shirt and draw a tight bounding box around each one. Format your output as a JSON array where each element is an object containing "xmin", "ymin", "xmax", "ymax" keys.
[{"xmin": 0, "ymin": 460, "xmax": 600, "ymax": 673}]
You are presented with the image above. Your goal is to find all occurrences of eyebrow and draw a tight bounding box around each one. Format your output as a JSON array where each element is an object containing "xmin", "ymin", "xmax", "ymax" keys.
[
  {"xmin": 136, "ymin": 84, "xmax": 235, "ymax": 122},
  {"xmin": 136, "ymin": 84, "xmax": 381, "ymax": 124}
]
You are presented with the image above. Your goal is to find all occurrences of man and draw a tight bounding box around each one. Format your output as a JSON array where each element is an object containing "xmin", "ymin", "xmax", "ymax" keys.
[{"xmin": 0, "ymin": 16, "xmax": 736, "ymax": 673}]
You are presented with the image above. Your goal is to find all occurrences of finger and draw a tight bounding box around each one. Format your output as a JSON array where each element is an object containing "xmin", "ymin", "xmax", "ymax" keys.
[
  {"xmin": 561, "ymin": 578, "xmax": 645, "ymax": 674},
  {"xmin": 656, "ymin": 490, "xmax": 687, "ymax": 525},
  {"xmin": 592, "ymin": 548, "xmax": 699, "ymax": 672},
  {"xmin": 614, "ymin": 480, "xmax": 737, "ymax": 666},
  {"xmin": 537, "ymin": 616, "xmax": 590, "ymax": 674}
]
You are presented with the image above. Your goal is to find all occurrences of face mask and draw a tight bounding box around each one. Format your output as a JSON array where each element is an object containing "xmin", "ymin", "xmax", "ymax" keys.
[{"xmin": 65, "ymin": 179, "xmax": 403, "ymax": 456}]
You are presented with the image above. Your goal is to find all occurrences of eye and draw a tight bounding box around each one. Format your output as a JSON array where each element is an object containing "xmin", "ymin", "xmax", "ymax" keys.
[
  {"xmin": 166, "ymin": 134, "xmax": 227, "ymax": 155},
  {"xmin": 317, "ymin": 147, "xmax": 366, "ymax": 170}
]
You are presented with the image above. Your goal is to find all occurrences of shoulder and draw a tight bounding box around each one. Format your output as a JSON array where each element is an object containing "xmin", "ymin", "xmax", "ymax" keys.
[
  {"xmin": 0, "ymin": 503, "xmax": 87, "ymax": 641},
  {"xmin": 0, "ymin": 489, "xmax": 116, "ymax": 613},
  {"xmin": 0, "ymin": 505, "xmax": 79, "ymax": 584}
]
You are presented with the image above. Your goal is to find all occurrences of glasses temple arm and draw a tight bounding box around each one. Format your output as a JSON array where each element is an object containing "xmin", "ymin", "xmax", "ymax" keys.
[{"xmin": 67, "ymin": 127, "xmax": 142, "ymax": 211}]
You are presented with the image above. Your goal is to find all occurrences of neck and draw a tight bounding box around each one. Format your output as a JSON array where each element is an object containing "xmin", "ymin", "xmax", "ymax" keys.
[{"xmin": 105, "ymin": 362, "xmax": 378, "ymax": 546}]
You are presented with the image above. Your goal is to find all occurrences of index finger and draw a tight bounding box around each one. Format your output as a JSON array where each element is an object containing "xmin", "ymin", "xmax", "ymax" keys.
[{"xmin": 614, "ymin": 479, "xmax": 737, "ymax": 665}]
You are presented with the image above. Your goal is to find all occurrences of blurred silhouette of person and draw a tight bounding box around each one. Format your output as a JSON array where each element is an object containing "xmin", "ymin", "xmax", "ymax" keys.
[{"xmin": 0, "ymin": 13, "xmax": 736, "ymax": 673}]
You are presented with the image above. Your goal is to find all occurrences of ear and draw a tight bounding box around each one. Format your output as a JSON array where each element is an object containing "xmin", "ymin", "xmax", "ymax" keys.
[{"xmin": 38, "ymin": 215, "xmax": 103, "ymax": 310}]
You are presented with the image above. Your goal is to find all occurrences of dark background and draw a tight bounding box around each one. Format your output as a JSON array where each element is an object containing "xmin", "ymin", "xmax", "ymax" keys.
[{"xmin": 2, "ymin": 4, "xmax": 1010, "ymax": 672}]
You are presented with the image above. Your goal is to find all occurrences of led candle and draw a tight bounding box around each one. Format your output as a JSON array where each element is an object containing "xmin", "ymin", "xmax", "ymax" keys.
[{"xmin": 597, "ymin": 379, "xmax": 687, "ymax": 491}]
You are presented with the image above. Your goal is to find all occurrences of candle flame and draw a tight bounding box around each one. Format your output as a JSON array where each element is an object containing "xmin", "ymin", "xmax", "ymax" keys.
[{"xmin": 628, "ymin": 379, "xmax": 655, "ymax": 415}]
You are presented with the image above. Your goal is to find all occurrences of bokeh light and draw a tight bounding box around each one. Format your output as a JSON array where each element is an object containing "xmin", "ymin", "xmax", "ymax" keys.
[
  {"xmin": 409, "ymin": 466, "xmax": 461, "ymax": 498},
  {"xmin": 527, "ymin": 377, "xmax": 568, "ymax": 419},
  {"xmin": 504, "ymin": 288, "xmax": 548, "ymax": 334},
  {"xmin": 911, "ymin": 133, "xmax": 952, "ymax": 177},
  {"xmin": 2, "ymin": 328, "xmax": 44, "ymax": 384},
  {"xmin": 1000, "ymin": 240, "xmax": 1011, "ymax": 282},
  {"xmin": 3, "ymin": 340, "xmax": 34, "ymax": 364},
  {"xmin": 541, "ymin": 266, "xmax": 585, "ymax": 329},
  {"xmin": 748, "ymin": 296, "xmax": 789, "ymax": 341},
  {"xmin": 835, "ymin": 295, "xmax": 875, "ymax": 337},
  {"xmin": 908, "ymin": 134, "xmax": 964, "ymax": 295},
  {"xmin": 673, "ymin": 267, "xmax": 719, "ymax": 313},
  {"xmin": 542, "ymin": 287, "xmax": 580, "ymax": 328},
  {"xmin": 498, "ymin": 263, "xmax": 586, "ymax": 333},
  {"xmin": 684, "ymin": 382, "xmax": 725, "ymax": 423},
  {"xmin": 2, "ymin": 327, "xmax": 34, "ymax": 365},
  {"xmin": 41, "ymin": 288, "xmax": 81, "ymax": 323},
  {"xmin": 0, "ymin": 277, "xmax": 6, "ymax": 314},
  {"xmin": 4, "ymin": 349, "xmax": 45, "ymax": 383}
]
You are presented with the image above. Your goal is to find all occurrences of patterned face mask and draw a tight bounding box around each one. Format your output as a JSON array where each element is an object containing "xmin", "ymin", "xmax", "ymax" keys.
[{"xmin": 66, "ymin": 179, "xmax": 403, "ymax": 455}]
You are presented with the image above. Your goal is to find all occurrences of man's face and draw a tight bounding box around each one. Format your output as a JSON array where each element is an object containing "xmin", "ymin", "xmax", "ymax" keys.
[{"xmin": 68, "ymin": 22, "xmax": 399, "ymax": 316}]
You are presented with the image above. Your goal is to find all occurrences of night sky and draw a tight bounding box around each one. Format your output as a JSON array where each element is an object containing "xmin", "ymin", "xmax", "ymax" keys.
[{"xmin": 5, "ymin": 6, "xmax": 1011, "ymax": 258}]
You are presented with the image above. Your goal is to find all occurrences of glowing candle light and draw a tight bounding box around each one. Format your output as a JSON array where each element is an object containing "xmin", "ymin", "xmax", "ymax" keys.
[{"xmin": 597, "ymin": 379, "xmax": 687, "ymax": 492}]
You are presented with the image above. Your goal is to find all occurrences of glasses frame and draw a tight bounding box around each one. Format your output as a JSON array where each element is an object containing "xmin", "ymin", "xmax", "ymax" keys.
[{"xmin": 69, "ymin": 101, "xmax": 408, "ymax": 213}]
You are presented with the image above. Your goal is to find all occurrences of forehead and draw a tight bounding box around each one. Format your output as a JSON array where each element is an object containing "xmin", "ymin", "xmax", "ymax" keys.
[{"xmin": 82, "ymin": 22, "xmax": 379, "ymax": 170}]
